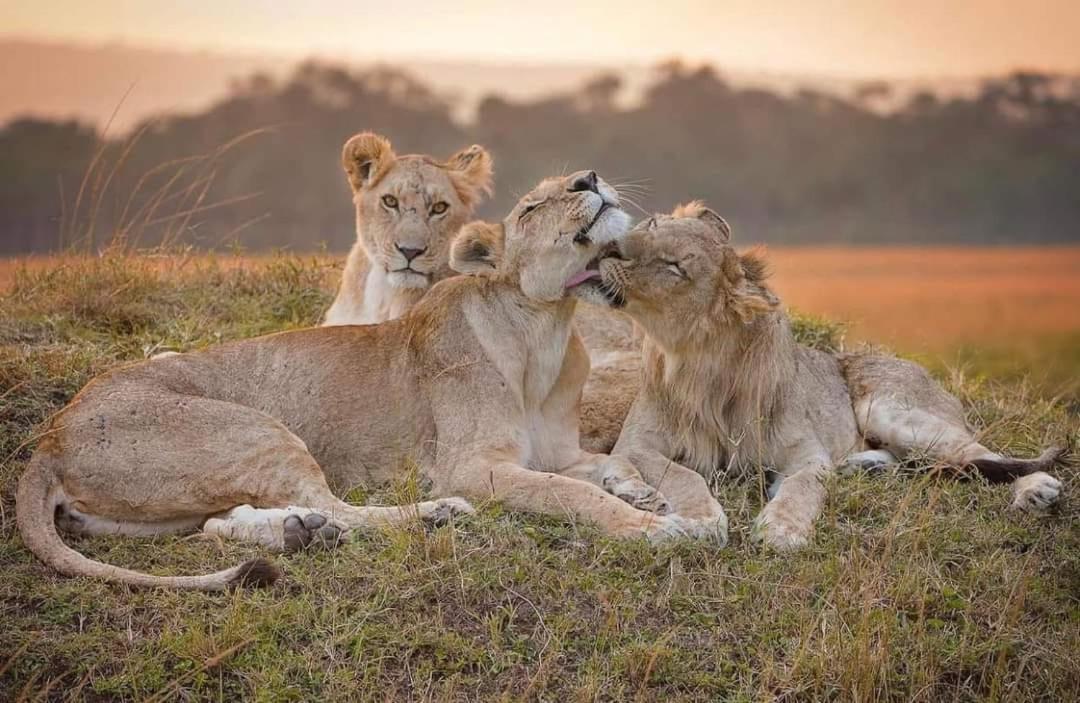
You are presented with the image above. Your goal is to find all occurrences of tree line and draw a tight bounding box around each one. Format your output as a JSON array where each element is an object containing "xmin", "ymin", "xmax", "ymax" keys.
[{"xmin": 2, "ymin": 61, "xmax": 1079, "ymax": 254}]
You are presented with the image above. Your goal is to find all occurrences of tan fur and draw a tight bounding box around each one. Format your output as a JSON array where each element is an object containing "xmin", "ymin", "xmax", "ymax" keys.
[
  {"xmin": 581, "ymin": 205, "xmax": 1065, "ymax": 550},
  {"xmin": 323, "ymin": 133, "xmax": 493, "ymax": 326},
  {"xmin": 17, "ymin": 172, "xmax": 721, "ymax": 591}
]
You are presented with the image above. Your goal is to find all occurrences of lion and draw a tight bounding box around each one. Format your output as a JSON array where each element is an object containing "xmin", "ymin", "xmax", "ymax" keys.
[
  {"xmin": 322, "ymin": 132, "xmax": 493, "ymax": 326},
  {"xmin": 17, "ymin": 171, "xmax": 717, "ymax": 591},
  {"xmin": 575, "ymin": 203, "xmax": 1065, "ymax": 550}
]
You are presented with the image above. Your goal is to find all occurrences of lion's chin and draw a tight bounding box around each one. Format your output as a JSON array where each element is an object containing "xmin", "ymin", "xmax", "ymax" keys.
[
  {"xmin": 386, "ymin": 270, "xmax": 431, "ymax": 289},
  {"xmin": 570, "ymin": 279, "xmax": 625, "ymax": 308}
]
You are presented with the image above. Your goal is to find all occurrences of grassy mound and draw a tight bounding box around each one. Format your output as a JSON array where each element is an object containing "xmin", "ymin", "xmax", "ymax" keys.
[{"xmin": 1, "ymin": 255, "xmax": 1076, "ymax": 701}]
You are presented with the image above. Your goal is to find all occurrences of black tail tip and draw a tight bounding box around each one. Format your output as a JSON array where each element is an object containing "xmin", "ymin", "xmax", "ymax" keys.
[{"xmin": 229, "ymin": 558, "xmax": 282, "ymax": 588}]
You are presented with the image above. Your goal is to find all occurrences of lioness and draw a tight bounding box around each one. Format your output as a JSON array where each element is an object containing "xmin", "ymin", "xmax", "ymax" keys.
[
  {"xmin": 322, "ymin": 132, "xmax": 493, "ymax": 325},
  {"xmin": 17, "ymin": 172, "xmax": 707, "ymax": 591},
  {"xmin": 577, "ymin": 203, "xmax": 1065, "ymax": 549}
]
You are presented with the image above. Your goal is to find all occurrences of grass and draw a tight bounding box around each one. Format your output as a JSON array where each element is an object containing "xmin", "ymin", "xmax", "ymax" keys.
[{"xmin": 1, "ymin": 254, "xmax": 1077, "ymax": 701}]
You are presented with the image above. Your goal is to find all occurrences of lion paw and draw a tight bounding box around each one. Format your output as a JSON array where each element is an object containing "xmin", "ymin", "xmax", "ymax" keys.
[
  {"xmin": 1010, "ymin": 472, "xmax": 1062, "ymax": 512},
  {"xmin": 646, "ymin": 512, "xmax": 728, "ymax": 546},
  {"xmin": 607, "ymin": 477, "xmax": 672, "ymax": 515},
  {"xmin": 282, "ymin": 512, "xmax": 348, "ymax": 552},
  {"xmin": 753, "ymin": 505, "xmax": 811, "ymax": 551},
  {"xmin": 422, "ymin": 497, "xmax": 475, "ymax": 527}
]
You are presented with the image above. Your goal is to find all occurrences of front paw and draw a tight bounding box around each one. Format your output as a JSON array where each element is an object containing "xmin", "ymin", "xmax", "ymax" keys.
[
  {"xmin": 421, "ymin": 497, "xmax": 475, "ymax": 526},
  {"xmin": 607, "ymin": 477, "xmax": 672, "ymax": 515},
  {"xmin": 753, "ymin": 503, "xmax": 811, "ymax": 551},
  {"xmin": 645, "ymin": 512, "xmax": 728, "ymax": 546},
  {"xmin": 1010, "ymin": 472, "xmax": 1062, "ymax": 512}
]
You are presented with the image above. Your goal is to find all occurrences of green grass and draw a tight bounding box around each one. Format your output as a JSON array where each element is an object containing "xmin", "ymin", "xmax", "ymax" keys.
[{"xmin": 1, "ymin": 255, "xmax": 1077, "ymax": 702}]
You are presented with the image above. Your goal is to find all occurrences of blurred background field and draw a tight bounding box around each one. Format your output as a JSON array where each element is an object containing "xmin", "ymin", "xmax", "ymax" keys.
[{"xmin": 6, "ymin": 246, "xmax": 1078, "ymax": 403}]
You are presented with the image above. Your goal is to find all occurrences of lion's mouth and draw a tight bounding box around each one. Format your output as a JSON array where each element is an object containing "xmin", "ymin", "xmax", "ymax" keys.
[
  {"xmin": 565, "ymin": 243, "xmax": 625, "ymax": 306},
  {"xmin": 574, "ymin": 202, "xmax": 612, "ymax": 243},
  {"xmin": 387, "ymin": 266, "xmax": 432, "ymax": 289},
  {"xmin": 564, "ymin": 240, "xmax": 618, "ymax": 289}
]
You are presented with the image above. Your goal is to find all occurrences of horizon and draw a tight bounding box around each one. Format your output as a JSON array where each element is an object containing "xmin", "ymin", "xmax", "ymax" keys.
[
  {"xmin": 8, "ymin": 32, "xmax": 1080, "ymax": 83},
  {"xmin": 5, "ymin": 1, "xmax": 1080, "ymax": 79}
]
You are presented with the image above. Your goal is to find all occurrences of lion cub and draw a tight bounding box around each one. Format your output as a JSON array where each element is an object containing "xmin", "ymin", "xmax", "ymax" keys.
[
  {"xmin": 577, "ymin": 203, "xmax": 1065, "ymax": 550},
  {"xmin": 323, "ymin": 132, "xmax": 493, "ymax": 326}
]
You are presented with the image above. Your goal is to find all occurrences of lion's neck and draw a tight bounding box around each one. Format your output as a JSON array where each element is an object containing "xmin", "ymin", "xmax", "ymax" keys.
[
  {"xmin": 462, "ymin": 278, "xmax": 579, "ymax": 406},
  {"xmin": 323, "ymin": 239, "xmax": 425, "ymax": 326},
  {"xmin": 645, "ymin": 311, "xmax": 797, "ymax": 479}
]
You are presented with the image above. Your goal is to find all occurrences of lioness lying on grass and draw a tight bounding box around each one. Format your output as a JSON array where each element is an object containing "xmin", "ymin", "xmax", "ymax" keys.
[
  {"xmin": 576, "ymin": 203, "xmax": 1065, "ymax": 550},
  {"xmin": 323, "ymin": 132, "xmax": 493, "ymax": 325},
  {"xmin": 17, "ymin": 171, "xmax": 712, "ymax": 591}
]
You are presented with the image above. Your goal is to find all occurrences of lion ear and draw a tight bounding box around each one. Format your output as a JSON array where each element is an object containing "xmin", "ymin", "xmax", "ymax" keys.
[
  {"xmin": 450, "ymin": 221, "xmax": 504, "ymax": 274},
  {"xmin": 342, "ymin": 132, "xmax": 396, "ymax": 192},
  {"xmin": 729, "ymin": 285, "xmax": 780, "ymax": 323},
  {"xmin": 445, "ymin": 144, "xmax": 494, "ymax": 208},
  {"xmin": 716, "ymin": 249, "xmax": 779, "ymax": 323},
  {"xmin": 672, "ymin": 201, "xmax": 731, "ymax": 242}
]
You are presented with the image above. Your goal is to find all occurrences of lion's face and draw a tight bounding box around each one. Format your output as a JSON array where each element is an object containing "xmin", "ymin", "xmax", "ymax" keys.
[
  {"xmin": 451, "ymin": 170, "xmax": 631, "ymax": 303},
  {"xmin": 588, "ymin": 202, "xmax": 778, "ymax": 348},
  {"xmin": 342, "ymin": 133, "xmax": 493, "ymax": 290}
]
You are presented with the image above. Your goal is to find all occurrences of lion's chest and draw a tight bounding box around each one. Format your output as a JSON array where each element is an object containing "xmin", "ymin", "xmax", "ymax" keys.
[
  {"xmin": 666, "ymin": 392, "xmax": 765, "ymax": 481},
  {"xmin": 359, "ymin": 268, "xmax": 424, "ymax": 323}
]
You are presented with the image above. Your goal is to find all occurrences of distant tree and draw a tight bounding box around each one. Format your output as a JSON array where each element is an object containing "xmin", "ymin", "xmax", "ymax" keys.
[
  {"xmin": 578, "ymin": 74, "xmax": 622, "ymax": 113},
  {"xmin": 2, "ymin": 61, "xmax": 1079, "ymax": 254}
]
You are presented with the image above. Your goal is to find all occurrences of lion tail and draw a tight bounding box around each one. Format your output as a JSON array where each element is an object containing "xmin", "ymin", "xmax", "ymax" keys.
[{"xmin": 16, "ymin": 455, "xmax": 280, "ymax": 591}]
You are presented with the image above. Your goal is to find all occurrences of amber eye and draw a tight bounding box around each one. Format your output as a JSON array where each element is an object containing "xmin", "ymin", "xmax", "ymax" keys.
[
  {"xmin": 381, "ymin": 194, "xmax": 398, "ymax": 209},
  {"xmin": 430, "ymin": 201, "xmax": 449, "ymax": 215}
]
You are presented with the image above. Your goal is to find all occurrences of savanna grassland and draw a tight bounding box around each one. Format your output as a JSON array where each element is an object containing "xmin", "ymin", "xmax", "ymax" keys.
[{"xmin": 0, "ymin": 252, "xmax": 1077, "ymax": 702}]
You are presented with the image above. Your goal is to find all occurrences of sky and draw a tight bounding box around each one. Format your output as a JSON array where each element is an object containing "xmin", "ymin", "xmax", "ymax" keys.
[{"xmin": 3, "ymin": 0, "xmax": 1080, "ymax": 77}]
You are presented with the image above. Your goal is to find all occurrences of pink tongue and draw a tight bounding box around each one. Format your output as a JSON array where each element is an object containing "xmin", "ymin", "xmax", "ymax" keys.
[{"xmin": 565, "ymin": 269, "xmax": 601, "ymax": 289}]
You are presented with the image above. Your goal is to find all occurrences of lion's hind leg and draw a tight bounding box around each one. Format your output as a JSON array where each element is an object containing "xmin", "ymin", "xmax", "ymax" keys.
[
  {"xmin": 844, "ymin": 353, "xmax": 1064, "ymax": 510},
  {"xmin": 203, "ymin": 506, "xmax": 349, "ymax": 552},
  {"xmin": 56, "ymin": 505, "xmax": 204, "ymax": 537}
]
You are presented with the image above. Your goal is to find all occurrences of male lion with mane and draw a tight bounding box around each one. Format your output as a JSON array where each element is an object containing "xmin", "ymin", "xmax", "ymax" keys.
[
  {"xmin": 576, "ymin": 203, "xmax": 1066, "ymax": 550},
  {"xmin": 323, "ymin": 132, "xmax": 493, "ymax": 325},
  {"xmin": 17, "ymin": 172, "xmax": 714, "ymax": 591}
]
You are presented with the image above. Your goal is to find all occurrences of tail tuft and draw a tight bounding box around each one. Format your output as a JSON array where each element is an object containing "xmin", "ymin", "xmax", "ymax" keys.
[
  {"xmin": 970, "ymin": 445, "xmax": 1068, "ymax": 483},
  {"xmin": 229, "ymin": 558, "xmax": 282, "ymax": 588},
  {"xmin": 1041, "ymin": 446, "xmax": 1069, "ymax": 467}
]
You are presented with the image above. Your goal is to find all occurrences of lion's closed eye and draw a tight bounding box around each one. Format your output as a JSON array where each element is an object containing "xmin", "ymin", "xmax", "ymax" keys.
[
  {"xmin": 519, "ymin": 200, "xmax": 546, "ymax": 221},
  {"xmin": 662, "ymin": 260, "xmax": 687, "ymax": 278}
]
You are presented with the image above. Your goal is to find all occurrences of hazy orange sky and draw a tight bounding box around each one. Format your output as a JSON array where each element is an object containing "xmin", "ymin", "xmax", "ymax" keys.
[{"xmin": 4, "ymin": 0, "xmax": 1079, "ymax": 77}]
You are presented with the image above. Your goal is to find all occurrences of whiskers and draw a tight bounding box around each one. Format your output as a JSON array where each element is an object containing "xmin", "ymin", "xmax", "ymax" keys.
[
  {"xmin": 611, "ymin": 178, "xmax": 652, "ymax": 216},
  {"xmin": 599, "ymin": 259, "xmax": 630, "ymax": 304}
]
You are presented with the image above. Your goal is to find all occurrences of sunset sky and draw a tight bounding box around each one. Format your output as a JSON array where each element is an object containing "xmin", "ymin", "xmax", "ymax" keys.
[{"xmin": 4, "ymin": 0, "xmax": 1080, "ymax": 77}]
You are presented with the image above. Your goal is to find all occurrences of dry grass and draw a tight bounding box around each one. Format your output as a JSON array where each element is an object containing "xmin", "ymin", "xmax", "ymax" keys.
[{"xmin": 0, "ymin": 254, "xmax": 1077, "ymax": 701}]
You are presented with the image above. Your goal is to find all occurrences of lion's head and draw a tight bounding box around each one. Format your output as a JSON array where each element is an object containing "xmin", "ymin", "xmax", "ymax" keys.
[
  {"xmin": 585, "ymin": 201, "xmax": 780, "ymax": 349},
  {"xmin": 449, "ymin": 170, "xmax": 631, "ymax": 303},
  {"xmin": 342, "ymin": 132, "xmax": 493, "ymax": 290}
]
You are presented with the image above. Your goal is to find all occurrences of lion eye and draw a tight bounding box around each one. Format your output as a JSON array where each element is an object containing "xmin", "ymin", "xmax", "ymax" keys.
[
  {"xmin": 430, "ymin": 201, "xmax": 449, "ymax": 216},
  {"xmin": 381, "ymin": 194, "xmax": 399, "ymax": 209}
]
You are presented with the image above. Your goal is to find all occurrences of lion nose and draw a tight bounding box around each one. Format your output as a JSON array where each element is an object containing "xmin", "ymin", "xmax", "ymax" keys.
[
  {"xmin": 568, "ymin": 170, "xmax": 600, "ymax": 194},
  {"xmin": 396, "ymin": 245, "xmax": 426, "ymax": 263}
]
